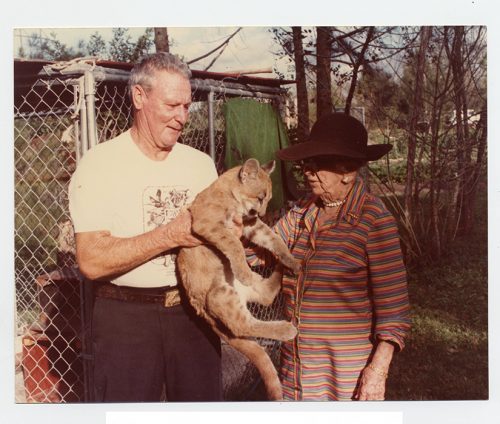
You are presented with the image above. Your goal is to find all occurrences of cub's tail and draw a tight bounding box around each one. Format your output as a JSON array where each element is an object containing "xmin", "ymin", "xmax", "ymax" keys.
[{"xmin": 226, "ymin": 337, "xmax": 282, "ymax": 400}]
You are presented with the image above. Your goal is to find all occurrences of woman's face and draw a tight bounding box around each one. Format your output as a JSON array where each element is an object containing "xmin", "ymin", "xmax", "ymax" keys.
[{"xmin": 300, "ymin": 156, "xmax": 360, "ymax": 198}]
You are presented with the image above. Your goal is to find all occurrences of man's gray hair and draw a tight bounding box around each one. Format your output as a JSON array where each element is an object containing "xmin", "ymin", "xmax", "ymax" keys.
[{"xmin": 128, "ymin": 52, "xmax": 192, "ymax": 100}]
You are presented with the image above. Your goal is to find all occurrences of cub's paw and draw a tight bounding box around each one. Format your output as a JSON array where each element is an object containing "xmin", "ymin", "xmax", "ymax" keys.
[
  {"xmin": 235, "ymin": 269, "xmax": 260, "ymax": 286},
  {"xmin": 276, "ymin": 321, "xmax": 298, "ymax": 341},
  {"xmin": 282, "ymin": 257, "xmax": 301, "ymax": 274},
  {"xmin": 251, "ymin": 272, "xmax": 265, "ymax": 286}
]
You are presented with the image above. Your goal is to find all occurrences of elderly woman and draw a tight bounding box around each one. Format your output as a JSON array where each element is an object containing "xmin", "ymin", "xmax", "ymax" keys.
[{"xmin": 266, "ymin": 113, "xmax": 411, "ymax": 401}]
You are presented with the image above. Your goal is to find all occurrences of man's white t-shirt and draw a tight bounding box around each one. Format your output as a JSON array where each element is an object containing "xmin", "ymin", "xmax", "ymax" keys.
[{"xmin": 68, "ymin": 129, "xmax": 218, "ymax": 288}]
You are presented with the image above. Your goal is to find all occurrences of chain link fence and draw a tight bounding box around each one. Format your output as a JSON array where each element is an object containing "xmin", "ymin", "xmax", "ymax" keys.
[{"xmin": 14, "ymin": 59, "xmax": 290, "ymax": 403}]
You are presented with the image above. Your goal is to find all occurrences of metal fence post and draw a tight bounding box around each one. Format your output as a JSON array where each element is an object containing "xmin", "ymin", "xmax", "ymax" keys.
[
  {"xmin": 80, "ymin": 69, "xmax": 99, "ymax": 402},
  {"xmin": 84, "ymin": 70, "xmax": 98, "ymax": 150},
  {"xmin": 78, "ymin": 76, "xmax": 88, "ymax": 160},
  {"xmin": 79, "ymin": 278, "xmax": 95, "ymax": 402},
  {"xmin": 207, "ymin": 90, "xmax": 216, "ymax": 162}
]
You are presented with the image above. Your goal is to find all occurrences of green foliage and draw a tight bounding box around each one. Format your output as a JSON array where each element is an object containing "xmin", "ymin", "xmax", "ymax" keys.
[
  {"xmin": 19, "ymin": 28, "xmax": 155, "ymax": 63},
  {"xmin": 24, "ymin": 31, "xmax": 86, "ymax": 61},
  {"xmin": 107, "ymin": 28, "xmax": 155, "ymax": 62},
  {"xmin": 369, "ymin": 158, "xmax": 408, "ymax": 184},
  {"xmin": 87, "ymin": 32, "xmax": 107, "ymax": 57},
  {"xmin": 358, "ymin": 65, "xmax": 410, "ymax": 126},
  {"xmin": 108, "ymin": 28, "xmax": 134, "ymax": 62},
  {"xmin": 131, "ymin": 28, "xmax": 155, "ymax": 62}
]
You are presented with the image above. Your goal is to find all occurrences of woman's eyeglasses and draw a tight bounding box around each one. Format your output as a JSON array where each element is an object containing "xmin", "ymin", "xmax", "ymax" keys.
[
  {"xmin": 293, "ymin": 157, "xmax": 336, "ymax": 173},
  {"xmin": 293, "ymin": 156, "xmax": 365, "ymax": 174}
]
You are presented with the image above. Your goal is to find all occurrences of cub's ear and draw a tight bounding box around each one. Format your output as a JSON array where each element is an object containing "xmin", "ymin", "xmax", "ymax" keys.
[
  {"xmin": 239, "ymin": 158, "xmax": 260, "ymax": 183},
  {"xmin": 261, "ymin": 160, "xmax": 276, "ymax": 175}
]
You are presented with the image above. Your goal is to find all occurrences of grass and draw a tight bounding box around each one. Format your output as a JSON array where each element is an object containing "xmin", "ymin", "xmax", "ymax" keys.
[{"xmin": 387, "ymin": 192, "xmax": 488, "ymax": 400}]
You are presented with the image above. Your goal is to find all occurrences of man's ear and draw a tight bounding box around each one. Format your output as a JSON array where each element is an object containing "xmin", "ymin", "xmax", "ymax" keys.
[{"xmin": 131, "ymin": 84, "xmax": 146, "ymax": 110}]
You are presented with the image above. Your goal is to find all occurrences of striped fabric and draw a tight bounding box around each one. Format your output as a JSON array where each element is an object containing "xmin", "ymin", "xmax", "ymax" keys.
[{"xmin": 269, "ymin": 177, "xmax": 411, "ymax": 401}]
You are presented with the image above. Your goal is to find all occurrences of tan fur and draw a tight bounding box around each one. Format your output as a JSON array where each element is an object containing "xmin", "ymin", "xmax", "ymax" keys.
[{"xmin": 177, "ymin": 158, "xmax": 301, "ymax": 400}]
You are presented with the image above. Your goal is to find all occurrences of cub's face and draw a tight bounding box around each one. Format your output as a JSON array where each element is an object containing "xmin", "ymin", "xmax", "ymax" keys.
[
  {"xmin": 237, "ymin": 159, "xmax": 275, "ymax": 219},
  {"xmin": 240, "ymin": 174, "xmax": 272, "ymax": 219}
]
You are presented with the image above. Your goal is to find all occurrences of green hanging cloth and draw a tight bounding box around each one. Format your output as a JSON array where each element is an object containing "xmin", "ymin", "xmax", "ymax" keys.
[{"xmin": 223, "ymin": 98, "xmax": 291, "ymax": 211}]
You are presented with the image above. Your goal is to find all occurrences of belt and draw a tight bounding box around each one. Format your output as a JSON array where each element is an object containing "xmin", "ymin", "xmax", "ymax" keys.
[{"xmin": 94, "ymin": 281, "xmax": 181, "ymax": 307}]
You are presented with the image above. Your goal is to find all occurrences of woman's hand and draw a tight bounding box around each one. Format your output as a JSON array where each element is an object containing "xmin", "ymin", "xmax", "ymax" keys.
[
  {"xmin": 355, "ymin": 365, "xmax": 387, "ymax": 400},
  {"xmin": 355, "ymin": 340, "xmax": 395, "ymax": 401}
]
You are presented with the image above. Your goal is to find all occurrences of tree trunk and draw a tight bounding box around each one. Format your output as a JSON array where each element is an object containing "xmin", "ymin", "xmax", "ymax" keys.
[
  {"xmin": 316, "ymin": 26, "xmax": 332, "ymax": 119},
  {"xmin": 465, "ymin": 108, "xmax": 487, "ymax": 234},
  {"xmin": 154, "ymin": 28, "xmax": 169, "ymax": 53},
  {"xmin": 472, "ymin": 109, "xmax": 487, "ymax": 185},
  {"xmin": 449, "ymin": 26, "xmax": 476, "ymax": 236},
  {"xmin": 428, "ymin": 38, "xmax": 451, "ymax": 257},
  {"xmin": 292, "ymin": 27, "xmax": 310, "ymax": 142},
  {"xmin": 345, "ymin": 26, "xmax": 375, "ymax": 116},
  {"xmin": 404, "ymin": 26, "xmax": 432, "ymax": 221}
]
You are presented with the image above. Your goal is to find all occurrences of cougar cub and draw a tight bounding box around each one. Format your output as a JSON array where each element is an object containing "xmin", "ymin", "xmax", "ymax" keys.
[{"xmin": 177, "ymin": 158, "xmax": 301, "ymax": 400}]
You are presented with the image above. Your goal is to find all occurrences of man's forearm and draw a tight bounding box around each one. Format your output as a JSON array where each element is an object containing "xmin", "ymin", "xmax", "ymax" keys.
[{"xmin": 76, "ymin": 210, "xmax": 200, "ymax": 280}]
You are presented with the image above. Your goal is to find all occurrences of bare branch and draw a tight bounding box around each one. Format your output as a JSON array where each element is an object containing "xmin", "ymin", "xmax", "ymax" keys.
[{"xmin": 187, "ymin": 27, "xmax": 242, "ymax": 65}]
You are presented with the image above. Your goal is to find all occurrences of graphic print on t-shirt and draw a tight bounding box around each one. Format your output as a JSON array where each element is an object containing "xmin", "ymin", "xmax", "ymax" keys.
[{"xmin": 143, "ymin": 186, "xmax": 190, "ymax": 267}]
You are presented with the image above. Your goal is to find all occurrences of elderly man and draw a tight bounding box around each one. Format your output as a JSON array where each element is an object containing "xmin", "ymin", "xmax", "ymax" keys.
[{"xmin": 69, "ymin": 53, "xmax": 222, "ymax": 402}]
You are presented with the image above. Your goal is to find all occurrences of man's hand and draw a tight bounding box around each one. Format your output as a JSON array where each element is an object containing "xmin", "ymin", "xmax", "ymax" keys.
[
  {"xmin": 169, "ymin": 209, "xmax": 243, "ymax": 247},
  {"xmin": 166, "ymin": 209, "xmax": 204, "ymax": 248}
]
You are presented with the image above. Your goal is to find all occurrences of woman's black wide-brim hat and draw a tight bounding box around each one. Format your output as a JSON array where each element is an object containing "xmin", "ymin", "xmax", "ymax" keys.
[{"xmin": 277, "ymin": 112, "xmax": 392, "ymax": 162}]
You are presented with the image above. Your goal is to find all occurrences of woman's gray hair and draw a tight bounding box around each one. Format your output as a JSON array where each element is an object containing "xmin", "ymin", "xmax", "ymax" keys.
[{"xmin": 128, "ymin": 52, "xmax": 192, "ymax": 100}]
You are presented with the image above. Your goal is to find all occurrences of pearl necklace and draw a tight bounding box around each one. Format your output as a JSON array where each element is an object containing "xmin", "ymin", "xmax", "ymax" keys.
[{"xmin": 322, "ymin": 198, "xmax": 347, "ymax": 208}]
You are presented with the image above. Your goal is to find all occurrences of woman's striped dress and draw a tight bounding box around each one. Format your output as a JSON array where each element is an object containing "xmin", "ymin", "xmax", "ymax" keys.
[{"xmin": 272, "ymin": 177, "xmax": 411, "ymax": 401}]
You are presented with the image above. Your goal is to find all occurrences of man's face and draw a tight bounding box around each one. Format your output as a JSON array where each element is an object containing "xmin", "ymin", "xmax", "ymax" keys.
[{"xmin": 134, "ymin": 70, "xmax": 192, "ymax": 152}]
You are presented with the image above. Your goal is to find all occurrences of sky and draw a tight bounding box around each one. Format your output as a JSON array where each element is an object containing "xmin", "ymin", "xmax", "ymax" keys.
[{"xmin": 13, "ymin": 26, "xmax": 292, "ymax": 77}]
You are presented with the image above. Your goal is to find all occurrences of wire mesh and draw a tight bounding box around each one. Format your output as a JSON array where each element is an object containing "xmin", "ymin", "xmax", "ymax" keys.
[
  {"xmin": 14, "ymin": 74, "xmax": 83, "ymax": 403},
  {"xmin": 14, "ymin": 65, "xmax": 287, "ymax": 403},
  {"xmin": 94, "ymin": 81, "xmax": 133, "ymax": 143}
]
